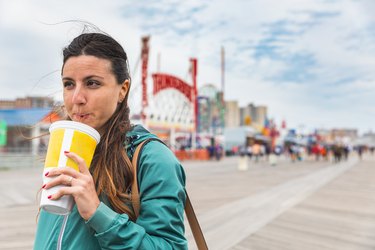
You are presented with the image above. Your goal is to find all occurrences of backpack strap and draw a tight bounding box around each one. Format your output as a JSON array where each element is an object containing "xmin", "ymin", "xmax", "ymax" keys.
[
  {"xmin": 131, "ymin": 138, "xmax": 160, "ymax": 218},
  {"xmin": 131, "ymin": 138, "xmax": 208, "ymax": 250},
  {"xmin": 184, "ymin": 192, "xmax": 209, "ymax": 249}
]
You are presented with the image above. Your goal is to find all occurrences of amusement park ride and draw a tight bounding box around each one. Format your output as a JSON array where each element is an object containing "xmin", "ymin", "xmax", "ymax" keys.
[
  {"xmin": 130, "ymin": 36, "xmax": 278, "ymax": 158},
  {"xmin": 131, "ymin": 36, "xmax": 208, "ymax": 152}
]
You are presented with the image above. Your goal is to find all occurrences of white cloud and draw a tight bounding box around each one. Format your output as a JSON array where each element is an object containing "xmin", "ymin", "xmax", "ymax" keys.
[{"xmin": 0, "ymin": 0, "xmax": 375, "ymax": 134}]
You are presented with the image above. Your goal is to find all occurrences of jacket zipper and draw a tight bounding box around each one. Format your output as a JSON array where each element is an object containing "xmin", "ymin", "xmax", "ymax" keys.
[{"xmin": 57, "ymin": 214, "xmax": 69, "ymax": 250}]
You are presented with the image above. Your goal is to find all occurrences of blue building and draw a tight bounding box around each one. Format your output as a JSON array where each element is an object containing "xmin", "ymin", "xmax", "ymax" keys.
[{"xmin": 0, "ymin": 108, "xmax": 59, "ymax": 153}]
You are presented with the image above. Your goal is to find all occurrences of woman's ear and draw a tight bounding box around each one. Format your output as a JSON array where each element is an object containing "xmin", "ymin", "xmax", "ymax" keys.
[{"xmin": 118, "ymin": 79, "xmax": 130, "ymax": 103}]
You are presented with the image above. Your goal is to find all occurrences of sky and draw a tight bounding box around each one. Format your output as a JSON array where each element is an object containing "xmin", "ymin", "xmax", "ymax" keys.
[{"xmin": 0, "ymin": 0, "xmax": 374, "ymax": 135}]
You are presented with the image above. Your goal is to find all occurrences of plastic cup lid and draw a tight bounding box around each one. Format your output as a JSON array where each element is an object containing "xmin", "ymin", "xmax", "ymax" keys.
[{"xmin": 49, "ymin": 121, "xmax": 100, "ymax": 144}]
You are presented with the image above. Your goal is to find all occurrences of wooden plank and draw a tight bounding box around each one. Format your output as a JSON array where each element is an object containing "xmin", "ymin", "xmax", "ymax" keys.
[
  {"xmin": 2, "ymin": 156, "xmax": 375, "ymax": 249},
  {"xmin": 233, "ymin": 157, "xmax": 375, "ymax": 250}
]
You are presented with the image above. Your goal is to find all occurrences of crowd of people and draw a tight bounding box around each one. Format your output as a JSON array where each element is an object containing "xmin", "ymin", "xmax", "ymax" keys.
[{"xmin": 230, "ymin": 141, "xmax": 373, "ymax": 164}]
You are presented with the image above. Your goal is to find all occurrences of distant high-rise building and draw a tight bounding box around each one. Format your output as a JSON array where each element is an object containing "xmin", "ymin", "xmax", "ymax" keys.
[
  {"xmin": 225, "ymin": 101, "xmax": 239, "ymax": 128},
  {"xmin": 239, "ymin": 103, "xmax": 268, "ymax": 128},
  {"xmin": 254, "ymin": 105, "xmax": 267, "ymax": 127},
  {"xmin": 248, "ymin": 103, "xmax": 257, "ymax": 124},
  {"xmin": 239, "ymin": 106, "xmax": 251, "ymax": 126}
]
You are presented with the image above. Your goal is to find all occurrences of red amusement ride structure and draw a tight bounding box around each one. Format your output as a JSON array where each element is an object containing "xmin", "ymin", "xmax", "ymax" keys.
[{"xmin": 133, "ymin": 36, "xmax": 203, "ymax": 158}]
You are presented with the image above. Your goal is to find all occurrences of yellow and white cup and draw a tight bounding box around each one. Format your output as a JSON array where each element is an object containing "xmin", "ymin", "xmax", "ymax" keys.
[{"xmin": 40, "ymin": 121, "xmax": 100, "ymax": 215}]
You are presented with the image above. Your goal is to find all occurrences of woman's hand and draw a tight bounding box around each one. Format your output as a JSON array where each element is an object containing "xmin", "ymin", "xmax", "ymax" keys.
[{"xmin": 43, "ymin": 151, "xmax": 100, "ymax": 220}]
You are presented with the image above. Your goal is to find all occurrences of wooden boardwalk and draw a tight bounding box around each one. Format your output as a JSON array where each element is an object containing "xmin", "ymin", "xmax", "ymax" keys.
[{"xmin": 1, "ymin": 155, "xmax": 374, "ymax": 249}]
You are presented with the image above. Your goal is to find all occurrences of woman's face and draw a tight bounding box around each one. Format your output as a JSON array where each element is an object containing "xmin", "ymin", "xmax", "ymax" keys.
[{"xmin": 62, "ymin": 55, "xmax": 129, "ymax": 134}]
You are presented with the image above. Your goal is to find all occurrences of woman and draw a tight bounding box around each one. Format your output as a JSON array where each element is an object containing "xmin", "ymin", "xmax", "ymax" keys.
[{"xmin": 34, "ymin": 33, "xmax": 187, "ymax": 249}]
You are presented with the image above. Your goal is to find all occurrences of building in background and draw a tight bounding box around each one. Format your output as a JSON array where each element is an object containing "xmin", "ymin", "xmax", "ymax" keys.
[
  {"xmin": 331, "ymin": 128, "xmax": 358, "ymax": 144},
  {"xmin": 197, "ymin": 96, "xmax": 211, "ymax": 133},
  {"xmin": 353, "ymin": 131, "xmax": 375, "ymax": 149},
  {"xmin": 254, "ymin": 105, "xmax": 267, "ymax": 127},
  {"xmin": 238, "ymin": 103, "xmax": 268, "ymax": 129},
  {"xmin": 0, "ymin": 96, "xmax": 54, "ymax": 109},
  {"xmin": 239, "ymin": 105, "xmax": 251, "ymax": 126},
  {"xmin": 224, "ymin": 101, "xmax": 240, "ymax": 128},
  {"xmin": 197, "ymin": 84, "xmax": 225, "ymax": 135},
  {"xmin": 0, "ymin": 96, "xmax": 60, "ymax": 154},
  {"xmin": 0, "ymin": 108, "xmax": 63, "ymax": 154}
]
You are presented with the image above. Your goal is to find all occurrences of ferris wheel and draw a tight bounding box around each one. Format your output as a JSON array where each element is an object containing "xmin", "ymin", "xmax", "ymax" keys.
[{"xmin": 129, "ymin": 36, "xmax": 198, "ymax": 135}]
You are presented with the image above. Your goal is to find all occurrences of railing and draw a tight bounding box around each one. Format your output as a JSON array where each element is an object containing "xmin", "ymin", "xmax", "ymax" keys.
[
  {"xmin": 174, "ymin": 149, "xmax": 210, "ymax": 161},
  {"xmin": 0, "ymin": 148, "xmax": 45, "ymax": 169},
  {"xmin": 0, "ymin": 147, "xmax": 31, "ymax": 153}
]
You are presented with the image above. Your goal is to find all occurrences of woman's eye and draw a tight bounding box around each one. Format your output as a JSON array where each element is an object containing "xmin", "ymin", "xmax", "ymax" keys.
[
  {"xmin": 87, "ymin": 80, "xmax": 100, "ymax": 88},
  {"xmin": 63, "ymin": 81, "xmax": 74, "ymax": 89}
]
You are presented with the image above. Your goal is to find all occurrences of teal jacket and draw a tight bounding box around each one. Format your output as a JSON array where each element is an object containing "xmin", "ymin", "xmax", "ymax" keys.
[{"xmin": 34, "ymin": 125, "xmax": 187, "ymax": 249}]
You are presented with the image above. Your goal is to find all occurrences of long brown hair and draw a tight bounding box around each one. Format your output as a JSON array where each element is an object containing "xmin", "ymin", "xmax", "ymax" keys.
[{"xmin": 62, "ymin": 33, "xmax": 136, "ymax": 221}]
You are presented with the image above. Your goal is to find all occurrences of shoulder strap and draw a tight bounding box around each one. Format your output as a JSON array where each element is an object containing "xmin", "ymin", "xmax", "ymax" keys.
[
  {"xmin": 184, "ymin": 192, "xmax": 209, "ymax": 250},
  {"xmin": 131, "ymin": 138, "xmax": 208, "ymax": 250},
  {"xmin": 130, "ymin": 138, "xmax": 156, "ymax": 218}
]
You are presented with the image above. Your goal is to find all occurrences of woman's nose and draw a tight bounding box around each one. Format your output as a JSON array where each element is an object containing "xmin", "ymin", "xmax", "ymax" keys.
[{"xmin": 72, "ymin": 86, "xmax": 86, "ymax": 104}]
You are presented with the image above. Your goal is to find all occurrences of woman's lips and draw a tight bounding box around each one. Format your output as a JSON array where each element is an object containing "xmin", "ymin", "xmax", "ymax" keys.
[{"xmin": 73, "ymin": 113, "xmax": 90, "ymax": 122}]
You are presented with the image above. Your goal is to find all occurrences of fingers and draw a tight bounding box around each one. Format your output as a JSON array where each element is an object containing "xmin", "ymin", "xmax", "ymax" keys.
[
  {"xmin": 43, "ymin": 168, "xmax": 95, "ymax": 200},
  {"xmin": 43, "ymin": 172, "xmax": 75, "ymax": 189},
  {"xmin": 44, "ymin": 174, "xmax": 85, "ymax": 200},
  {"xmin": 45, "ymin": 166, "xmax": 77, "ymax": 178},
  {"xmin": 42, "ymin": 155, "xmax": 99, "ymax": 219},
  {"xmin": 64, "ymin": 151, "xmax": 90, "ymax": 174},
  {"xmin": 45, "ymin": 151, "xmax": 89, "ymax": 179},
  {"xmin": 47, "ymin": 185, "xmax": 83, "ymax": 200}
]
